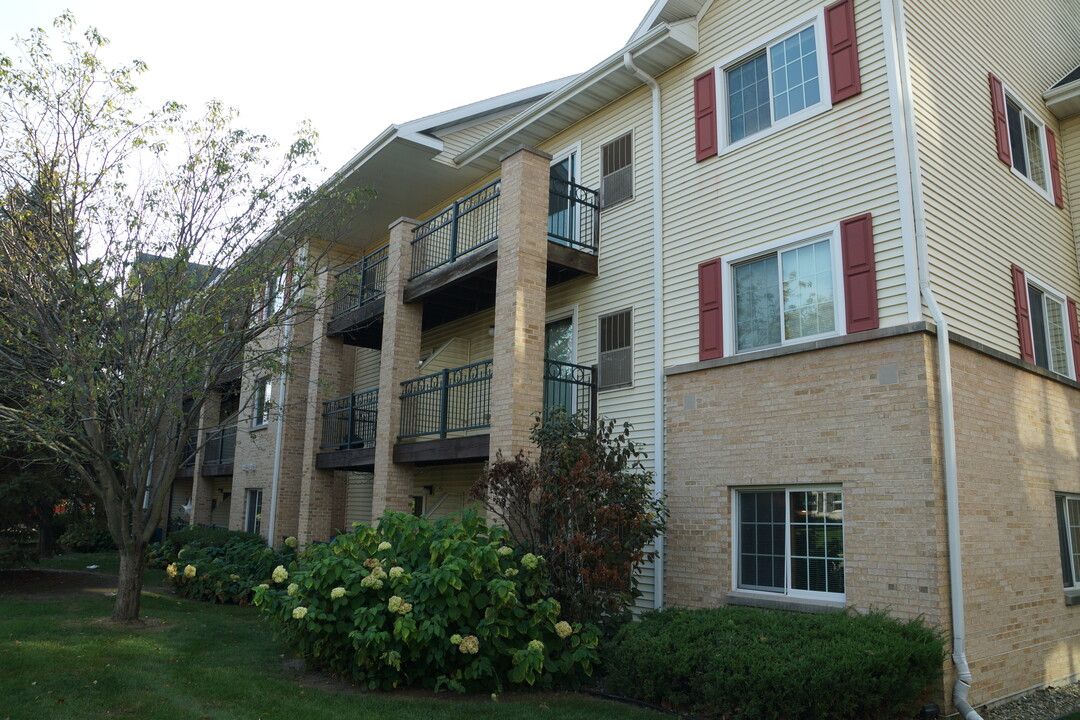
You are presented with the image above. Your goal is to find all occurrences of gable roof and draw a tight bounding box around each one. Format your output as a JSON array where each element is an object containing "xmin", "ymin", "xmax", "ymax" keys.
[
  {"xmin": 629, "ymin": 0, "xmax": 710, "ymax": 42},
  {"xmin": 1045, "ymin": 63, "xmax": 1080, "ymax": 119}
]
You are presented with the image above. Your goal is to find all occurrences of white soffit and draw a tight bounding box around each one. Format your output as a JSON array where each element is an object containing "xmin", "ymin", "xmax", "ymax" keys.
[
  {"xmin": 1045, "ymin": 64, "xmax": 1080, "ymax": 120},
  {"xmin": 455, "ymin": 20, "xmax": 699, "ymax": 171}
]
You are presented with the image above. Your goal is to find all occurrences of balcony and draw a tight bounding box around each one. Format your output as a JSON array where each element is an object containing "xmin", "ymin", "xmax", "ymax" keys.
[
  {"xmin": 201, "ymin": 425, "xmax": 236, "ymax": 477},
  {"xmin": 316, "ymin": 388, "xmax": 378, "ymax": 471},
  {"xmin": 327, "ymin": 245, "xmax": 389, "ymax": 348},
  {"xmin": 391, "ymin": 359, "xmax": 596, "ymax": 465},
  {"xmin": 403, "ymin": 176, "xmax": 600, "ymax": 330}
]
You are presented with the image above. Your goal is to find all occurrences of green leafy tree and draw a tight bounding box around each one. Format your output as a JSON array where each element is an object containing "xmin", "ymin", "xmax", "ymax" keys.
[
  {"xmin": 0, "ymin": 15, "xmax": 365, "ymax": 621},
  {"xmin": 471, "ymin": 413, "xmax": 666, "ymax": 635}
]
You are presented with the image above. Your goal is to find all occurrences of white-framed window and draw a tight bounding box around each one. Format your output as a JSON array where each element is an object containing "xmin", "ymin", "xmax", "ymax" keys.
[
  {"xmin": 245, "ymin": 488, "xmax": 263, "ymax": 535},
  {"xmin": 1003, "ymin": 89, "xmax": 1052, "ymax": 200},
  {"xmin": 600, "ymin": 132, "xmax": 633, "ymax": 209},
  {"xmin": 1026, "ymin": 274, "xmax": 1073, "ymax": 378},
  {"xmin": 261, "ymin": 268, "xmax": 288, "ymax": 320},
  {"xmin": 717, "ymin": 12, "xmax": 830, "ymax": 151},
  {"xmin": 1057, "ymin": 494, "xmax": 1080, "ymax": 591},
  {"xmin": 733, "ymin": 486, "xmax": 845, "ymax": 599},
  {"xmin": 725, "ymin": 224, "xmax": 843, "ymax": 354},
  {"xmin": 598, "ymin": 308, "xmax": 633, "ymax": 390},
  {"xmin": 252, "ymin": 376, "xmax": 273, "ymax": 428}
]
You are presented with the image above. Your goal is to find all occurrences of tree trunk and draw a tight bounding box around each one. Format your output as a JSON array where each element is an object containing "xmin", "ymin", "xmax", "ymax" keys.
[{"xmin": 112, "ymin": 543, "xmax": 146, "ymax": 622}]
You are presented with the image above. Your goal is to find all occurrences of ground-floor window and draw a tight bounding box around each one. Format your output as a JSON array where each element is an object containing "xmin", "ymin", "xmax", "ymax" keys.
[
  {"xmin": 245, "ymin": 488, "xmax": 263, "ymax": 535},
  {"xmin": 1057, "ymin": 494, "xmax": 1080, "ymax": 590},
  {"xmin": 734, "ymin": 486, "xmax": 845, "ymax": 599}
]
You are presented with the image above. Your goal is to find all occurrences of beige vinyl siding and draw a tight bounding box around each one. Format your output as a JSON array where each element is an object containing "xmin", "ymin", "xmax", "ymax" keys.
[
  {"xmin": 353, "ymin": 347, "xmax": 381, "ymax": 393},
  {"xmin": 413, "ymin": 464, "xmax": 485, "ymax": 520},
  {"xmin": 537, "ymin": 86, "xmax": 661, "ymax": 611},
  {"xmin": 210, "ymin": 479, "xmax": 232, "ymax": 527},
  {"xmin": 433, "ymin": 114, "xmax": 519, "ymax": 167},
  {"xmin": 169, "ymin": 478, "xmax": 193, "ymax": 526},
  {"xmin": 1062, "ymin": 116, "xmax": 1080, "ymax": 257},
  {"xmin": 906, "ymin": 0, "xmax": 1080, "ymax": 356},
  {"xmin": 418, "ymin": 309, "xmax": 496, "ymax": 365},
  {"xmin": 345, "ymin": 473, "xmax": 375, "ymax": 528},
  {"xmin": 661, "ymin": 0, "xmax": 908, "ymax": 368}
]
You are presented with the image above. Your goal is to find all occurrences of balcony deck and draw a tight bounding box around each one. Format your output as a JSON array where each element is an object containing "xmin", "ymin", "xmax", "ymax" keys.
[{"xmin": 328, "ymin": 176, "xmax": 600, "ymax": 340}]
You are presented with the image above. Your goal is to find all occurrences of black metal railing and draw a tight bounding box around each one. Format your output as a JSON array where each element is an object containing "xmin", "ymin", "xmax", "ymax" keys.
[
  {"xmin": 332, "ymin": 245, "xmax": 389, "ymax": 318},
  {"xmin": 180, "ymin": 430, "xmax": 198, "ymax": 467},
  {"xmin": 410, "ymin": 180, "xmax": 500, "ymax": 279},
  {"xmin": 399, "ymin": 360, "xmax": 492, "ymax": 439},
  {"xmin": 548, "ymin": 177, "xmax": 600, "ymax": 252},
  {"xmin": 321, "ymin": 388, "xmax": 378, "ymax": 450},
  {"xmin": 543, "ymin": 360, "xmax": 597, "ymax": 424},
  {"xmin": 203, "ymin": 425, "xmax": 237, "ymax": 466}
]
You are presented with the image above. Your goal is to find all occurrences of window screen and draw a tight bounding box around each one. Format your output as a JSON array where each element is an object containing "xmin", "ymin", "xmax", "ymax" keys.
[
  {"xmin": 598, "ymin": 309, "xmax": 632, "ymax": 389},
  {"xmin": 600, "ymin": 134, "xmax": 633, "ymax": 208}
]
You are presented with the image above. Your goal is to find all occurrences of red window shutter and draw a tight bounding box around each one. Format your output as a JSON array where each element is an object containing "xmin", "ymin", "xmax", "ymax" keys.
[
  {"xmin": 694, "ymin": 69, "xmax": 718, "ymax": 162},
  {"xmin": 989, "ymin": 74, "xmax": 1011, "ymax": 166},
  {"xmin": 698, "ymin": 258, "xmax": 724, "ymax": 360},
  {"xmin": 1046, "ymin": 126, "xmax": 1064, "ymax": 208},
  {"xmin": 840, "ymin": 213, "xmax": 878, "ymax": 333},
  {"xmin": 824, "ymin": 0, "xmax": 862, "ymax": 104},
  {"xmin": 1068, "ymin": 298, "xmax": 1080, "ymax": 380},
  {"xmin": 1011, "ymin": 264, "xmax": 1035, "ymax": 364}
]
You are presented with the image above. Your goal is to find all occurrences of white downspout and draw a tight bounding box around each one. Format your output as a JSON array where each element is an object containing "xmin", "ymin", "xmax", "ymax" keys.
[
  {"xmin": 885, "ymin": 1, "xmax": 982, "ymax": 717},
  {"xmin": 623, "ymin": 51, "xmax": 666, "ymax": 610}
]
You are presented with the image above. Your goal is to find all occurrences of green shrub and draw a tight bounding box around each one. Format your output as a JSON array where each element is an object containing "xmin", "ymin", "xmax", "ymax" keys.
[
  {"xmin": 164, "ymin": 534, "xmax": 294, "ymax": 605},
  {"xmin": 57, "ymin": 515, "xmax": 115, "ymax": 552},
  {"xmin": 166, "ymin": 527, "xmax": 264, "ymax": 552},
  {"xmin": 603, "ymin": 606, "xmax": 945, "ymax": 720},
  {"xmin": 254, "ymin": 510, "xmax": 600, "ymax": 693}
]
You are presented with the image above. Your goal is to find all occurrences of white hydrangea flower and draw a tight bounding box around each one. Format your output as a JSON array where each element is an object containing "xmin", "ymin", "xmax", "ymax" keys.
[
  {"xmin": 292, "ymin": 606, "xmax": 308, "ymax": 620},
  {"xmin": 272, "ymin": 565, "xmax": 288, "ymax": 583},
  {"xmin": 330, "ymin": 587, "xmax": 345, "ymax": 599}
]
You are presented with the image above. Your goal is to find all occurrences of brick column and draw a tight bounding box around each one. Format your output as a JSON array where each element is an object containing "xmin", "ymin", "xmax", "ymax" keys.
[
  {"xmin": 189, "ymin": 391, "xmax": 222, "ymax": 526},
  {"xmin": 297, "ymin": 267, "xmax": 355, "ymax": 542},
  {"xmin": 371, "ymin": 218, "xmax": 423, "ymax": 518},
  {"xmin": 489, "ymin": 146, "xmax": 551, "ymax": 458}
]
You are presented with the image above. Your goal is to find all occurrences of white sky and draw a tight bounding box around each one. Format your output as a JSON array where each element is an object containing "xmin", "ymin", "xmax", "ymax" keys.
[{"xmin": 0, "ymin": 0, "xmax": 657, "ymax": 180}]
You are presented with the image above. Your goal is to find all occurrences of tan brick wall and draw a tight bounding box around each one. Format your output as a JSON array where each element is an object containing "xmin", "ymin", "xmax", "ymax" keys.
[
  {"xmin": 950, "ymin": 342, "xmax": 1080, "ymax": 703},
  {"xmin": 297, "ymin": 268, "xmax": 354, "ymax": 542},
  {"xmin": 189, "ymin": 388, "xmax": 221, "ymax": 527},
  {"xmin": 665, "ymin": 329, "xmax": 1080, "ymax": 707},
  {"xmin": 372, "ymin": 218, "xmax": 423, "ymax": 517},
  {"xmin": 665, "ymin": 333, "xmax": 947, "ymax": 623},
  {"xmin": 488, "ymin": 146, "xmax": 551, "ymax": 458}
]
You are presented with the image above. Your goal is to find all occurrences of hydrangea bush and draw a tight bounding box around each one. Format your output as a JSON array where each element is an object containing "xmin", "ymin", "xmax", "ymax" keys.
[
  {"xmin": 253, "ymin": 510, "xmax": 600, "ymax": 693},
  {"xmin": 163, "ymin": 535, "xmax": 296, "ymax": 605}
]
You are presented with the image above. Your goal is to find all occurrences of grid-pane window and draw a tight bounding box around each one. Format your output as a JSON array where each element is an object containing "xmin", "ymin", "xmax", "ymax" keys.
[
  {"xmin": 734, "ymin": 237, "xmax": 836, "ymax": 353},
  {"xmin": 600, "ymin": 133, "xmax": 633, "ymax": 209},
  {"xmin": 1027, "ymin": 283, "xmax": 1070, "ymax": 377},
  {"xmin": 1058, "ymin": 495, "xmax": 1080, "ymax": 590},
  {"xmin": 768, "ymin": 27, "xmax": 820, "ymax": 121},
  {"xmin": 737, "ymin": 487, "xmax": 845, "ymax": 598},
  {"xmin": 245, "ymin": 489, "xmax": 263, "ymax": 535},
  {"xmin": 1005, "ymin": 95, "xmax": 1048, "ymax": 191},
  {"xmin": 726, "ymin": 25, "xmax": 821, "ymax": 144},
  {"xmin": 598, "ymin": 309, "xmax": 633, "ymax": 390}
]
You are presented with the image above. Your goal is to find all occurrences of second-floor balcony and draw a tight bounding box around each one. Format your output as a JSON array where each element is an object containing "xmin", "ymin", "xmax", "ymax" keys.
[
  {"xmin": 320, "ymin": 388, "xmax": 378, "ymax": 451},
  {"xmin": 202, "ymin": 425, "xmax": 236, "ymax": 476}
]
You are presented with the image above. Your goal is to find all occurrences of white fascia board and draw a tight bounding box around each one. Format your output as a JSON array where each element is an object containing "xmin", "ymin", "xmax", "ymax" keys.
[
  {"xmin": 629, "ymin": 0, "xmax": 708, "ymax": 43},
  {"xmin": 454, "ymin": 22, "xmax": 695, "ymax": 167}
]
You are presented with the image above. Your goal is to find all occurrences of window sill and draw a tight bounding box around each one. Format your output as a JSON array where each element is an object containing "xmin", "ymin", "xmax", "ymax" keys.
[
  {"xmin": 1065, "ymin": 589, "xmax": 1080, "ymax": 607},
  {"xmin": 1009, "ymin": 166, "xmax": 1055, "ymax": 205},
  {"xmin": 250, "ymin": 423, "xmax": 269, "ymax": 432},
  {"xmin": 726, "ymin": 590, "xmax": 846, "ymax": 614}
]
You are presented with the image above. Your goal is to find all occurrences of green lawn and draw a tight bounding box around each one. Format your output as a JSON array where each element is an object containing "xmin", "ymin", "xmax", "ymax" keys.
[{"xmin": 0, "ymin": 554, "xmax": 664, "ymax": 720}]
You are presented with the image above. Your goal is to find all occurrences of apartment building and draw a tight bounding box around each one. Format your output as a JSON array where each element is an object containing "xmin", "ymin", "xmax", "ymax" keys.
[{"xmin": 169, "ymin": 0, "xmax": 1080, "ymax": 711}]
